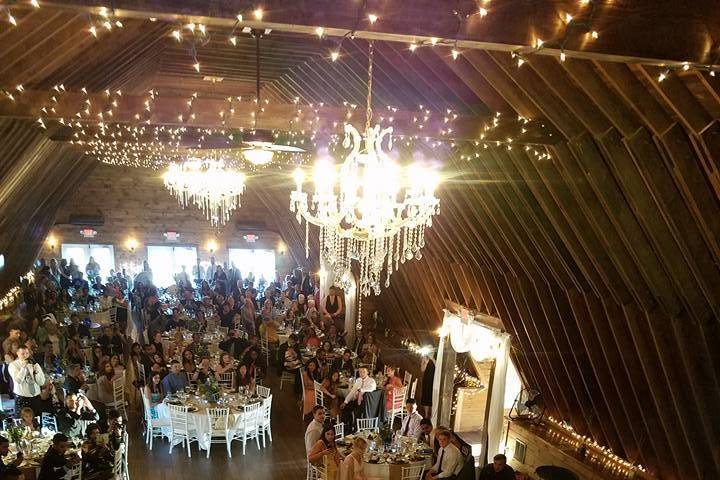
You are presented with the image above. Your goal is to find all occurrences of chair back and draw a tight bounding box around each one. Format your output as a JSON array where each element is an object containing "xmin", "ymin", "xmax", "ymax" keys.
[
  {"xmin": 41, "ymin": 412, "xmax": 58, "ymax": 432},
  {"xmin": 67, "ymin": 459, "xmax": 82, "ymax": 480},
  {"xmin": 243, "ymin": 402, "xmax": 262, "ymax": 432},
  {"xmin": 313, "ymin": 380, "xmax": 324, "ymax": 407},
  {"xmin": 135, "ymin": 360, "xmax": 146, "ymax": 386},
  {"xmin": 256, "ymin": 384, "xmax": 271, "ymax": 399},
  {"xmin": 112, "ymin": 373, "xmax": 126, "ymax": 404},
  {"xmin": 410, "ymin": 379, "xmax": 418, "ymax": 399},
  {"xmin": 261, "ymin": 395, "xmax": 272, "ymax": 423},
  {"xmin": 356, "ymin": 417, "xmax": 379, "ymax": 433},
  {"xmin": 391, "ymin": 386, "xmax": 407, "ymax": 410},
  {"xmin": 141, "ymin": 391, "xmax": 153, "ymax": 423},
  {"xmin": 218, "ymin": 371, "xmax": 235, "ymax": 391},
  {"xmin": 333, "ymin": 422, "xmax": 344, "ymax": 440},
  {"xmin": 401, "ymin": 465, "xmax": 425, "ymax": 480},
  {"xmin": 112, "ymin": 444, "xmax": 124, "ymax": 479},
  {"xmin": 403, "ymin": 371, "xmax": 412, "ymax": 386},
  {"xmin": 168, "ymin": 404, "xmax": 191, "ymax": 434},
  {"xmin": 207, "ymin": 407, "xmax": 230, "ymax": 432},
  {"xmin": 108, "ymin": 307, "xmax": 118, "ymax": 325}
]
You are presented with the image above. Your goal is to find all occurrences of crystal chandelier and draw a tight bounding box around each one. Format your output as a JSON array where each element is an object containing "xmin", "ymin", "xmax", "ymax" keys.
[
  {"xmin": 290, "ymin": 42, "xmax": 440, "ymax": 296},
  {"xmin": 163, "ymin": 158, "xmax": 246, "ymax": 227}
]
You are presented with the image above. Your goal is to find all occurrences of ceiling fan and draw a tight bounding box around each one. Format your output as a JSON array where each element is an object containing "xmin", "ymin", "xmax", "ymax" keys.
[{"xmin": 241, "ymin": 29, "xmax": 305, "ymax": 165}]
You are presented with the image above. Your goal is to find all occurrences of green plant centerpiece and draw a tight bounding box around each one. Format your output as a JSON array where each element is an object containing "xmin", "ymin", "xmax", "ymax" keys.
[
  {"xmin": 380, "ymin": 423, "xmax": 394, "ymax": 449},
  {"xmin": 198, "ymin": 377, "xmax": 220, "ymax": 403},
  {"xmin": 6, "ymin": 426, "xmax": 24, "ymax": 447}
]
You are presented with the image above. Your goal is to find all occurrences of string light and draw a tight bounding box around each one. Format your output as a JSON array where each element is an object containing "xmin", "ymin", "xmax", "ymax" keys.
[
  {"xmin": 330, "ymin": 50, "xmax": 340, "ymax": 61},
  {"xmin": 409, "ymin": 42, "xmax": 418, "ymax": 52},
  {"xmin": 479, "ymin": 7, "xmax": 488, "ymax": 17},
  {"xmin": 30, "ymin": 0, "xmax": 40, "ymax": 8},
  {"xmin": 451, "ymin": 49, "xmax": 459, "ymax": 60},
  {"xmin": 367, "ymin": 13, "xmax": 378, "ymax": 24},
  {"xmin": 401, "ymin": 339, "xmax": 434, "ymax": 357},
  {"xmin": 315, "ymin": 26, "xmax": 325, "ymax": 38},
  {"xmin": 253, "ymin": 8, "xmax": 263, "ymax": 20}
]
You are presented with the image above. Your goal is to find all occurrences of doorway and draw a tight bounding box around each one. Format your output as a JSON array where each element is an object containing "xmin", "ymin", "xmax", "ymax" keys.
[{"xmin": 146, "ymin": 245, "xmax": 198, "ymax": 287}]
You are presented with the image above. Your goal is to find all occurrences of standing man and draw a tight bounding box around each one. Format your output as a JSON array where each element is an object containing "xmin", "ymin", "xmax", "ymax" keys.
[{"xmin": 8, "ymin": 345, "xmax": 45, "ymax": 413}]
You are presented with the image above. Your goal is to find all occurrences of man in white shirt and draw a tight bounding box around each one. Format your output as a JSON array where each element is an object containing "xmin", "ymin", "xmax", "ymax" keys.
[
  {"xmin": 341, "ymin": 367, "xmax": 377, "ymax": 432},
  {"xmin": 8, "ymin": 345, "xmax": 46, "ymax": 413},
  {"xmin": 304, "ymin": 406, "xmax": 326, "ymax": 454},
  {"xmin": 426, "ymin": 429, "xmax": 463, "ymax": 480},
  {"xmin": 399, "ymin": 399, "xmax": 423, "ymax": 439}
]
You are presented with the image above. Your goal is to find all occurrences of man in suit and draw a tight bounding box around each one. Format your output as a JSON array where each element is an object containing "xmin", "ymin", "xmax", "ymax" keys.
[{"xmin": 332, "ymin": 349, "xmax": 355, "ymax": 376}]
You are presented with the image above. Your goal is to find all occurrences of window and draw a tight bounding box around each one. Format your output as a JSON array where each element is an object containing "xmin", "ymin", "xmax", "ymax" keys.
[
  {"xmin": 513, "ymin": 439, "xmax": 527, "ymax": 463},
  {"xmin": 227, "ymin": 248, "xmax": 276, "ymax": 284},
  {"xmin": 146, "ymin": 245, "xmax": 198, "ymax": 288},
  {"xmin": 61, "ymin": 244, "xmax": 116, "ymax": 280}
]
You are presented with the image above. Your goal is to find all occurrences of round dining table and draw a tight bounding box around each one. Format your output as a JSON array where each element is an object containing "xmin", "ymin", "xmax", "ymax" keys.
[
  {"xmin": 155, "ymin": 394, "xmax": 263, "ymax": 451},
  {"xmin": 337, "ymin": 434, "xmax": 433, "ymax": 480}
]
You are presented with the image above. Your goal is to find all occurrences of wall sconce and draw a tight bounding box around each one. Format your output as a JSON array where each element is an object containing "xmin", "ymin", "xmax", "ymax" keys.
[
  {"xmin": 46, "ymin": 235, "xmax": 58, "ymax": 251},
  {"xmin": 206, "ymin": 239, "xmax": 218, "ymax": 254},
  {"xmin": 126, "ymin": 238, "xmax": 138, "ymax": 252}
]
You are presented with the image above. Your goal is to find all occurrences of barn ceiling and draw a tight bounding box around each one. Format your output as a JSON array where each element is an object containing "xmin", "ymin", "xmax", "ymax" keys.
[{"xmin": 0, "ymin": 2, "xmax": 719, "ymax": 478}]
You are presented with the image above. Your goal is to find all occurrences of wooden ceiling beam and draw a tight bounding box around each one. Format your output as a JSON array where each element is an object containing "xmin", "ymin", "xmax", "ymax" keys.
[
  {"xmin": 30, "ymin": 0, "xmax": 720, "ymax": 67},
  {"xmin": 0, "ymin": 89, "xmax": 553, "ymax": 141}
]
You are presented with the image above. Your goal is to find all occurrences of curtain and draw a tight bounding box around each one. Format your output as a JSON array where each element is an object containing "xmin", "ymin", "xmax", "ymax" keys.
[{"xmin": 486, "ymin": 334, "xmax": 511, "ymax": 458}]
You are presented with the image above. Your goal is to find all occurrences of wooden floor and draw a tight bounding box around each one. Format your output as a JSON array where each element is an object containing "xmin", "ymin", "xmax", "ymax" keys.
[{"xmin": 126, "ymin": 372, "xmax": 307, "ymax": 479}]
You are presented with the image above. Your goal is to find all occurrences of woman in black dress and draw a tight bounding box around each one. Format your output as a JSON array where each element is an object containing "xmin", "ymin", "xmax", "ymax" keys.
[{"xmin": 419, "ymin": 354, "xmax": 435, "ymax": 418}]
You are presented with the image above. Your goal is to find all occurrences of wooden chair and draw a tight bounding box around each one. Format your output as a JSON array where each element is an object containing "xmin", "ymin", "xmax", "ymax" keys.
[
  {"xmin": 356, "ymin": 417, "xmax": 379, "ymax": 433},
  {"xmin": 168, "ymin": 404, "xmax": 199, "ymax": 457},
  {"xmin": 205, "ymin": 407, "xmax": 232, "ymax": 458}
]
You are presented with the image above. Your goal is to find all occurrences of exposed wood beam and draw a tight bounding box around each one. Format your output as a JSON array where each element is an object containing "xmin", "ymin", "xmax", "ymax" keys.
[
  {"xmin": 0, "ymin": 89, "xmax": 558, "ymax": 142},
  {"xmin": 28, "ymin": 1, "xmax": 720, "ymax": 67}
]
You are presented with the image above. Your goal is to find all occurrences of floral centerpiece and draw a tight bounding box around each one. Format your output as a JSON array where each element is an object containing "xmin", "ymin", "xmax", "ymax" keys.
[
  {"xmin": 197, "ymin": 377, "xmax": 220, "ymax": 403},
  {"xmin": 379, "ymin": 423, "xmax": 394, "ymax": 449},
  {"xmin": 6, "ymin": 426, "xmax": 25, "ymax": 447}
]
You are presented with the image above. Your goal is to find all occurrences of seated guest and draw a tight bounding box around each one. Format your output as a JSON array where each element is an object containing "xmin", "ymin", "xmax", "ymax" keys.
[
  {"xmin": 219, "ymin": 302, "xmax": 235, "ymax": 329},
  {"xmin": 161, "ymin": 361, "xmax": 188, "ymax": 394},
  {"xmin": 90, "ymin": 345, "xmax": 107, "ymax": 373},
  {"xmin": 236, "ymin": 363, "xmax": 255, "ymax": 393},
  {"xmin": 0, "ymin": 436, "xmax": 24, "ymax": 475},
  {"xmin": 398, "ymin": 399, "xmax": 423, "ymax": 438},
  {"xmin": 219, "ymin": 330, "xmax": 246, "ymax": 360},
  {"xmin": 139, "ymin": 344, "xmax": 156, "ymax": 378},
  {"xmin": 185, "ymin": 333, "xmax": 203, "ymax": 355},
  {"xmin": 341, "ymin": 437, "xmax": 373, "ymax": 480},
  {"xmin": 64, "ymin": 336, "xmax": 85, "ymax": 366},
  {"xmin": 284, "ymin": 346, "xmax": 303, "ymax": 395},
  {"xmin": 67, "ymin": 314, "xmax": 91, "ymax": 339},
  {"xmin": 320, "ymin": 370, "xmax": 341, "ymax": 417},
  {"xmin": 316, "ymin": 341, "xmax": 334, "ymax": 372},
  {"xmin": 307, "ymin": 426, "xmax": 341, "ymax": 476},
  {"xmin": 81, "ymin": 423, "xmax": 113, "ymax": 480},
  {"xmin": 148, "ymin": 313, "xmax": 168, "ymax": 341},
  {"xmin": 302, "ymin": 359, "xmax": 323, "ymax": 420},
  {"xmin": 333, "ymin": 349, "xmax": 355, "ymax": 376},
  {"xmin": 327, "ymin": 325, "xmax": 346, "ymax": 347},
  {"xmin": 304, "ymin": 406, "xmax": 325, "ymax": 454},
  {"xmin": 419, "ymin": 418, "xmax": 439, "ymax": 455},
  {"xmin": 384, "ymin": 366, "xmax": 404, "ymax": 410},
  {"xmin": 214, "ymin": 353, "xmax": 235, "ymax": 376},
  {"xmin": 425, "ymin": 429, "xmax": 463, "ymax": 480},
  {"xmin": 181, "ymin": 349, "xmax": 196, "ymax": 367},
  {"xmin": 150, "ymin": 354, "xmax": 167, "ymax": 377},
  {"xmin": 56, "ymin": 394, "xmax": 99, "ymax": 439},
  {"xmin": 109, "ymin": 355, "xmax": 125, "ymax": 377},
  {"xmin": 38, "ymin": 433, "xmax": 81, "ymax": 480},
  {"xmin": 97, "ymin": 326, "xmax": 123, "ymax": 357},
  {"xmin": 240, "ymin": 335, "xmax": 261, "ymax": 364},
  {"xmin": 144, "ymin": 373, "xmax": 164, "ymax": 406},
  {"xmin": 341, "ymin": 367, "xmax": 377, "ymax": 432},
  {"xmin": 164, "ymin": 308, "xmax": 186, "ymax": 331},
  {"xmin": 150, "ymin": 332, "xmax": 165, "ymax": 358},
  {"xmin": 19, "ymin": 407, "xmax": 40, "ymax": 433},
  {"xmin": 192, "ymin": 356, "xmax": 212, "ymax": 384},
  {"xmin": 103, "ymin": 410, "xmax": 124, "ymax": 452},
  {"xmin": 478, "ymin": 454, "xmax": 515, "ymax": 480},
  {"xmin": 96, "ymin": 362, "xmax": 121, "ymax": 405},
  {"xmin": 276, "ymin": 334, "xmax": 298, "ymax": 373},
  {"xmin": 304, "ymin": 329, "xmax": 321, "ymax": 349},
  {"xmin": 63, "ymin": 365, "xmax": 87, "ymax": 395}
]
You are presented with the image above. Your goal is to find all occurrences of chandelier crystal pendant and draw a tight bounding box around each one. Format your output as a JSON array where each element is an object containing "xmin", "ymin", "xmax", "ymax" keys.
[
  {"xmin": 290, "ymin": 42, "xmax": 440, "ymax": 296},
  {"xmin": 163, "ymin": 158, "xmax": 246, "ymax": 227}
]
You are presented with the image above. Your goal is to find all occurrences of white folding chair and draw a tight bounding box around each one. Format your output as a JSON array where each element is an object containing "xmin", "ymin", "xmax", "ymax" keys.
[
  {"xmin": 108, "ymin": 307, "xmax": 118, "ymax": 325},
  {"xmin": 333, "ymin": 422, "xmax": 344, "ymax": 440},
  {"xmin": 121, "ymin": 431, "xmax": 129, "ymax": 480},
  {"xmin": 410, "ymin": 379, "xmax": 418, "ymax": 400},
  {"xmin": 279, "ymin": 370, "xmax": 296, "ymax": 390},
  {"xmin": 135, "ymin": 360, "xmax": 146, "ymax": 387},
  {"xmin": 206, "ymin": 407, "xmax": 232, "ymax": 458},
  {"xmin": 141, "ymin": 393, "xmax": 169, "ymax": 450},
  {"xmin": 356, "ymin": 417, "xmax": 379, "ymax": 433},
  {"xmin": 168, "ymin": 404, "xmax": 199, "ymax": 457},
  {"xmin": 106, "ymin": 373, "xmax": 128, "ymax": 419},
  {"xmin": 260, "ymin": 332, "xmax": 271, "ymax": 369},
  {"xmin": 256, "ymin": 384, "xmax": 271, "ymax": 399},
  {"xmin": 401, "ymin": 464, "xmax": 425, "ymax": 480},
  {"xmin": 231, "ymin": 401, "xmax": 262, "ymax": 455},
  {"xmin": 41, "ymin": 412, "xmax": 58, "ymax": 432},
  {"xmin": 218, "ymin": 371, "xmax": 235, "ymax": 391},
  {"xmin": 313, "ymin": 380, "xmax": 325, "ymax": 408},
  {"xmin": 403, "ymin": 371, "xmax": 412, "ymax": 387},
  {"xmin": 257, "ymin": 394, "xmax": 273, "ymax": 448},
  {"xmin": 387, "ymin": 386, "xmax": 407, "ymax": 424},
  {"xmin": 67, "ymin": 459, "xmax": 82, "ymax": 480},
  {"xmin": 112, "ymin": 444, "xmax": 124, "ymax": 480}
]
